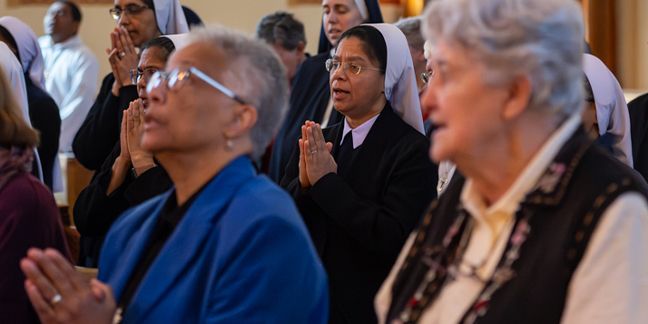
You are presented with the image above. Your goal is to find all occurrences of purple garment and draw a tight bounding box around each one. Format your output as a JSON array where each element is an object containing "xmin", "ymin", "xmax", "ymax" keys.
[{"xmin": 0, "ymin": 171, "xmax": 71, "ymax": 324}]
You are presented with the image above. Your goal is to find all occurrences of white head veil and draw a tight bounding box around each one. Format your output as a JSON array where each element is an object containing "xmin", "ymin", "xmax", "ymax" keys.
[
  {"xmin": 583, "ymin": 53, "xmax": 633, "ymax": 167},
  {"xmin": 353, "ymin": 0, "xmax": 369, "ymax": 20},
  {"xmin": 365, "ymin": 23, "xmax": 424, "ymax": 134},
  {"xmin": 162, "ymin": 33, "xmax": 189, "ymax": 50},
  {"xmin": 0, "ymin": 16, "xmax": 46, "ymax": 91},
  {"xmin": 153, "ymin": 0, "xmax": 189, "ymax": 35},
  {"xmin": 0, "ymin": 42, "xmax": 45, "ymax": 183},
  {"xmin": 0, "ymin": 42, "xmax": 30, "ymax": 126}
]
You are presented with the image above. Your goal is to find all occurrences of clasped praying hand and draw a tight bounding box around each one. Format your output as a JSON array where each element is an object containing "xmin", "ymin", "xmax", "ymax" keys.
[
  {"xmin": 298, "ymin": 121, "xmax": 337, "ymax": 188},
  {"xmin": 20, "ymin": 248, "xmax": 116, "ymax": 324}
]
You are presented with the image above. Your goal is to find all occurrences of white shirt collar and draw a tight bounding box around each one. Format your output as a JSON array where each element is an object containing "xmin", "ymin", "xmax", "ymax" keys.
[
  {"xmin": 341, "ymin": 114, "xmax": 380, "ymax": 149},
  {"xmin": 460, "ymin": 113, "xmax": 582, "ymax": 225}
]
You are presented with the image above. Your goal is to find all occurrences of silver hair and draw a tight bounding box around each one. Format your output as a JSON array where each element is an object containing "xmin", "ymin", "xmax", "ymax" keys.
[
  {"xmin": 186, "ymin": 25, "xmax": 288, "ymax": 158},
  {"xmin": 394, "ymin": 16, "xmax": 424, "ymax": 51},
  {"xmin": 423, "ymin": 0, "xmax": 585, "ymax": 119}
]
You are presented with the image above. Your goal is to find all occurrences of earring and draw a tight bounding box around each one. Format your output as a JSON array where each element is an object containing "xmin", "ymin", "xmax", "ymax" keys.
[{"xmin": 226, "ymin": 139, "xmax": 234, "ymax": 151}]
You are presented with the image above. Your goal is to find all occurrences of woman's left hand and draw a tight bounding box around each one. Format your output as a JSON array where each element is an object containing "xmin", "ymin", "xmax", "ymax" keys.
[
  {"xmin": 20, "ymin": 248, "xmax": 116, "ymax": 324},
  {"xmin": 303, "ymin": 123, "xmax": 336, "ymax": 185}
]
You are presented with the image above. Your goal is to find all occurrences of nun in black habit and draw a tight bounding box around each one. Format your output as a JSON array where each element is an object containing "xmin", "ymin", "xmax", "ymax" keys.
[
  {"xmin": 281, "ymin": 24, "xmax": 437, "ymax": 323},
  {"xmin": 268, "ymin": 0, "xmax": 383, "ymax": 182}
]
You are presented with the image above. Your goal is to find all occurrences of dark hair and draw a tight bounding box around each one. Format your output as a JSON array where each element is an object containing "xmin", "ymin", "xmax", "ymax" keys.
[
  {"xmin": 256, "ymin": 12, "xmax": 306, "ymax": 51},
  {"xmin": 57, "ymin": 1, "xmax": 82, "ymax": 22},
  {"xmin": 337, "ymin": 25, "xmax": 387, "ymax": 72},
  {"xmin": 141, "ymin": 36, "xmax": 176, "ymax": 62},
  {"xmin": 0, "ymin": 26, "xmax": 20, "ymax": 63}
]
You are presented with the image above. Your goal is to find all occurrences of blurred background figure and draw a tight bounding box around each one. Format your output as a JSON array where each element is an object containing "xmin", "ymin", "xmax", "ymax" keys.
[
  {"xmin": 268, "ymin": 0, "xmax": 383, "ymax": 182},
  {"xmin": 39, "ymin": 1, "xmax": 99, "ymax": 155},
  {"xmin": 0, "ymin": 63, "xmax": 71, "ymax": 324},
  {"xmin": 256, "ymin": 11, "xmax": 307, "ymax": 87},
  {"xmin": 582, "ymin": 53, "xmax": 633, "ymax": 167},
  {"xmin": 72, "ymin": 0, "xmax": 188, "ymax": 171},
  {"xmin": 0, "ymin": 16, "xmax": 62, "ymax": 191},
  {"xmin": 0, "ymin": 41, "xmax": 45, "ymax": 185},
  {"xmin": 394, "ymin": 16, "xmax": 426, "ymax": 97}
]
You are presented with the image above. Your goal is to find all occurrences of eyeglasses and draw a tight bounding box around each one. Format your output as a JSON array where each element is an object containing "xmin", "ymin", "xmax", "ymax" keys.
[
  {"xmin": 109, "ymin": 4, "xmax": 151, "ymax": 21},
  {"xmin": 325, "ymin": 59, "xmax": 384, "ymax": 75},
  {"xmin": 147, "ymin": 67, "xmax": 246, "ymax": 105},
  {"xmin": 47, "ymin": 9, "xmax": 67, "ymax": 17},
  {"xmin": 130, "ymin": 68, "xmax": 158, "ymax": 84},
  {"xmin": 420, "ymin": 70, "xmax": 434, "ymax": 84}
]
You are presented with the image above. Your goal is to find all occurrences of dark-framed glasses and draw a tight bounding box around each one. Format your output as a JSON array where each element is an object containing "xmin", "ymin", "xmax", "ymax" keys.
[
  {"xmin": 420, "ymin": 70, "xmax": 434, "ymax": 84},
  {"xmin": 325, "ymin": 59, "xmax": 385, "ymax": 75},
  {"xmin": 130, "ymin": 68, "xmax": 158, "ymax": 84},
  {"xmin": 109, "ymin": 4, "xmax": 151, "ymax": 20},
  {"xmin": 147, "ymin": 67, "xmax": 246, "ymax": 105}
]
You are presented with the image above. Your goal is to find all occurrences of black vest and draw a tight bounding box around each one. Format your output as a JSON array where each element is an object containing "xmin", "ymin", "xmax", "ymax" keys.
[{"xmin": 387, "ymin": 128, "xmax": 648, "ymax": 324}]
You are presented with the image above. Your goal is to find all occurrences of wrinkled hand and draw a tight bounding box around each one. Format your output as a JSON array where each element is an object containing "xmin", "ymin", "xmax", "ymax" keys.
[
  {"xmin": 299, "ymin": 122, "xmax": 335, "ymax": 187},
  {"xmin": 108, "ymin": 27, "xmax": 138, "ymax": 94},
  {"xmin": 20, "ymin": 248, "xmax": 116, "ymax": 324},
  {"xmin": 126, "ymin": 99, "xmax": 154, "ymax": 168}
]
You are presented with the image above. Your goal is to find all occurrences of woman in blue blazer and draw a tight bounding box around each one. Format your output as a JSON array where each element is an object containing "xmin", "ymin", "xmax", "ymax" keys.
[{"xmin": 20, "ymin": 26, "xmax": 328, "ymax": 324}]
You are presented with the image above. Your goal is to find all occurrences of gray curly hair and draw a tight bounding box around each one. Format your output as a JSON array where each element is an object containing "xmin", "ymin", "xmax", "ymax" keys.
[
  {"xmin": 423, "ymin": 0, "xmax": 585, "ymax": 120},
  {"xmin": 186, "ymin": 25, "xmax": 288, "ymax": 158}
]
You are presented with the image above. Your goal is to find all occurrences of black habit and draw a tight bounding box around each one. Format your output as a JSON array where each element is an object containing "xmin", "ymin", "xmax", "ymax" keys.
[
  {"xmin": 281, "ymin": 104, "xmax": 437, "ymax": 324},
  {"xmin": 72, "ymin": 73, "xmax": 138, "ymax": 171},
  {"xmin": 628, "ymin": 92, "xmax": 648, "ymax": 181},
  {"xmin": 74, "ymin": 141, "xmax": 172, "ymax": 267},
  {"xmin": 25, "ymin": 75, "xmax": 60, "ymax": 190}
]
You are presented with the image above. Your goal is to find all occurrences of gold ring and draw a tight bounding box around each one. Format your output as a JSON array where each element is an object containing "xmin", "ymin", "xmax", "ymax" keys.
[{"xmin": 311, "ymin": 150, "xmax": 318, "ymax": 154}]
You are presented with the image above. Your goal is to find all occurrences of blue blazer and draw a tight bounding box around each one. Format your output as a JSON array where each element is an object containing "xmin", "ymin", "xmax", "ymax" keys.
[{"xmin": 98, "ymin": 157, "xmax": 329, "ymax": 323}]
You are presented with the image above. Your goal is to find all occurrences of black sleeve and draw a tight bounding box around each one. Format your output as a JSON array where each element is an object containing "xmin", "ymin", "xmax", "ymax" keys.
[
  {"xmin": 74, "ymin": 141, "xmax": 173, "ymax": 238},
  {"xmin": 72, "ymin": 73, "xmax": 138, "ymax": 171},
  {"xmin": 73, "ymin": 141, "xmax": 131, "ymax": 237}
]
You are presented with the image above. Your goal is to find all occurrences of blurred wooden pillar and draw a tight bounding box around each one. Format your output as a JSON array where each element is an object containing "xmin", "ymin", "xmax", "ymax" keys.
[
  {"xmin": 66, "ymin": 157, "xmax": 94, "ymax": 225},
  {"xmin": 578, "ymin": 0, "xmax": 617, "ymax": 76}
]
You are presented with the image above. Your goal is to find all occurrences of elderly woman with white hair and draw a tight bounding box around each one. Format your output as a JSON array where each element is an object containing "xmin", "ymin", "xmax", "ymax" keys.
[{"xmin": 375, "ymin": 0, "xmax": 648, "ymax": 323}]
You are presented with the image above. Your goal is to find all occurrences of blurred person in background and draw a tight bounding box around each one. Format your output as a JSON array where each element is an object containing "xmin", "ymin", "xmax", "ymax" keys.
[{"xmin": 39, "ymin": 1, "xmax": 99, "ymax": 154}]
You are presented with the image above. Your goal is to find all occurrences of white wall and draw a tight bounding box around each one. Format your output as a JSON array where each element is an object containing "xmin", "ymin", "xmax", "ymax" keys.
[{"xmin": 1, "ymin": 0, "xmax": 401, "ymax": 80}]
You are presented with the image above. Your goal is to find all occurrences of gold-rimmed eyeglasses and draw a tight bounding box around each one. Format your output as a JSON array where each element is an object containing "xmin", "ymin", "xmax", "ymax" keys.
[
  {"xmin": 130, "ymin": 68, "xmax": 158, "ymax": 84},
  {"xmin": 325, "ymin": 59, "xmax": 385, "ymax": 75},
  {"xmin": 109, "ymin": 4, "xmax": 151, "ymax": 21}
]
